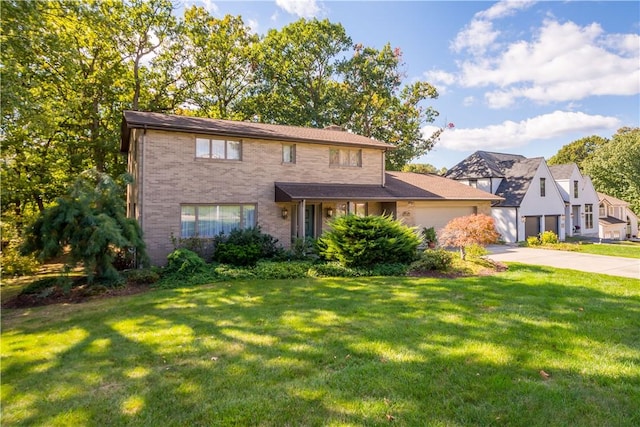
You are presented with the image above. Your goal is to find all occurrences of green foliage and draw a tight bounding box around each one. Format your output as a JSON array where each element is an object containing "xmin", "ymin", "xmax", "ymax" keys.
[
  {"xmin": 171, "ymin": 234, "xmax": 216, "ymax": 262},
  {"xmin": 318, "ymin": 214, "xmax": 421, "ymax": 267},
  {"xmin": 540, "ymin": 231, "xmax": 559, "ymax": 245},
  {"xmin": 369, "ymin": 263, "xmax": 408, "ymax": 276},
  {"xmin": 253, "ymin": 261, "xmax": 313, "ymax": 280},
  {"xmin": 281, "ymin": 237, "xmax": 318, "ymax": 261},
  {"xmin": 465, "ymin": 244, "xmax": 490, "ymax": 259},
  {"xmin": 526, "ymin": 236, "xmax": 541, "ymax": 246},
  {"xmin": 214, "ymin": 227, "xmax": 281, "ymax": 266},
  {"xmin": 402, "ymin": 163, "xmax": 438, "ymax": 174},
  {"xmin": 583, "ymin": 127, "xmax": 640, "ymax": 215},
  {"xmin": 410, "ymin": 249, "xmax": 454, "ymax": 272},
  {"xmin": 165, "ymin": 248, "xmax": 206, "ymax": 275},
  {"xmin": 21, "ymin": 171, "xmax": 148, "ymax": 283},
  {"xmin": 547, "ymin": 135, "xmax": 608, "ymax": 168},
  {"xmin": 125, "ymin": 269, "xmax": 160, "ymax": 285},
  {"xmin": 308, "ymin": 262, "xmax": 367, "ymax": 278},
  {"xmin": 1, "ymin": 242, "xmax": 40, "ymax": 277},
  {"xmin": 421, "ymin": 226, "xmax": 438, "ymax": 246}
]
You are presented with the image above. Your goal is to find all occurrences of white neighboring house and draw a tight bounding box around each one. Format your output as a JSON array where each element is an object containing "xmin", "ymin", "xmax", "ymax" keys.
[
  {"xmin": 548, "ymin": 164, "xmax": 599, "ymax": 238},
  {"xmin": 598, "ymin": 193, "xmax": 639, "ymax": 240},
  {"xmin": 446, "ymin": 151, "xmax": 566, "ymax": 243}
]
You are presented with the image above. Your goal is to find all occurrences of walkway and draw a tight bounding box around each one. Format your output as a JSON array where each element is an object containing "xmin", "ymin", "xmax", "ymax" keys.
[{"xmin": 486, "ymin": 245, "xmax": 640, "ymax": 280}]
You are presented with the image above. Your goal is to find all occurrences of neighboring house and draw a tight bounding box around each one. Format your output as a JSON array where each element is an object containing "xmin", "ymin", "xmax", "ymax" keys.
[
  {"xmin": 548, "ymin": 164, "xmax": 599, "ymax": 238},
  {"xmin": 597, "ymin": 192, "xmax": 639, "ymax": 240},
  {"xmin": 445, "ymin": 151, "xmax": 566, "ymax": 243},
  {"xmin": 121, "ymin": 111, "xmax": 502, "ymax": 265}
]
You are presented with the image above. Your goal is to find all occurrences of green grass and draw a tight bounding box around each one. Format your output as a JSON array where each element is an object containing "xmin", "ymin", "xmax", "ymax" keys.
[
  {"xmin": 539, "ymin": 240, "xmax": 640, "ymax": 259},
  {"xmin": 2, "ymin": 264, "xmax": 639, "ymax": 426}
]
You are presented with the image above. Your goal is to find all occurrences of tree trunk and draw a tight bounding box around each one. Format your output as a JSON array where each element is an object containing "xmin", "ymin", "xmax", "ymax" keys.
[{"xmin": 459, "ymin": 247, "xmax": 466, "ymax": 260}]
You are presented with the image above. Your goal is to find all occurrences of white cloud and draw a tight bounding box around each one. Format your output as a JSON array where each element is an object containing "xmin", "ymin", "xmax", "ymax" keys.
[
  {"xmin": 427, "ymin": 111, "xmax": 621, "ymax": 151},
  {"xmin": 275, "ymin": 0, "xmax": 320, "ymax": 18},
  {"xmin": 475, "ymin": 0, "xmax": 536, "ymax": 20},
  {"xmin": 246, "ymin": 18, "xmax": 259, "ymax": 34},
  {"xmin": 463, "ymin": 96, "xmax": 475, "ymax": 106},
  {"xmin": 451, "ymin": 19, "xmax": 499, "ymax": 55}
]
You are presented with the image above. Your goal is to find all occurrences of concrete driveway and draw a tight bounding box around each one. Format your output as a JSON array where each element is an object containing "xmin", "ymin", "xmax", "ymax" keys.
[{"xmin": 486, "ymin": 245, "xmax": 640, "ymax": 279}]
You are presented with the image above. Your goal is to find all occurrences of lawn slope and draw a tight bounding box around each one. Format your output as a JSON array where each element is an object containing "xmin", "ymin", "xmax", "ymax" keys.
[{"xmin": 2, "ymin": 264, "xmax": 639, "ymax": 426}]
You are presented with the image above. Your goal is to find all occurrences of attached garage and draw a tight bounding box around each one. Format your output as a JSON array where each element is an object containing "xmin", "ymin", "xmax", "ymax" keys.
[
  {"xmin": 524, "ymin": 216, "xmax": 541, "ymax": 238},
  {"xmin": 544, "ymin": 215, "xmax": 559, "ymax": 235},
  {"xmin": 413, "ymin": 204, "xmax": 477, "ymax": 232}
]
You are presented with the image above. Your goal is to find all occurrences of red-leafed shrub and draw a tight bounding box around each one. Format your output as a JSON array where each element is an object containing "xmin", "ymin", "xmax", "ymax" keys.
[{"xmin": 439, "ymin": 214, "xmax": 500, "ymax": 260}]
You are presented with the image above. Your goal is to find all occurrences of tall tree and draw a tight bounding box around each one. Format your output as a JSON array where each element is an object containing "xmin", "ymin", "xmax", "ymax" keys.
[
  {"xmin": 181, "ymin": 8, "xmax": 259, "ymax": 119},
  {"xmin": 247, "ymin": 18, "xmax": 351, "ymax": 126},
  {"xmin": 547, "ymin": 135, "xmax": 609, "ymax": 169},
  {"xmin": 583, "ymin": 127, "xmax": 640, "ymax": 214}
]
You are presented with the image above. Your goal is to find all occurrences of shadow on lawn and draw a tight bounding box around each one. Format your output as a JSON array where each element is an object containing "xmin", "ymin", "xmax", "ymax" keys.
[{"xmin": 2, "ymin": 264, "xmax": 640, "ymax": 425}]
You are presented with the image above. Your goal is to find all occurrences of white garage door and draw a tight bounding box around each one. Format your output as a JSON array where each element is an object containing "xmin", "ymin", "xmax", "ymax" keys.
[{"xmin": 413, "ymin": 205, "xmax": 476, "ymax": 232}]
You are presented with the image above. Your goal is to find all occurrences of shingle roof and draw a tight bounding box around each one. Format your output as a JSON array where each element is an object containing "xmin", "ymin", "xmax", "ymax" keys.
[
  {"xmin": 597, "ymin": 192, "xmax": 630, "ymax": 206},
  {"xmin": 494, "ymin": 157, "xmax": 544, "ymax": 207},
  {"xmin": 275, "ymin": 172, "xmax": 503, "ymax": 202},
  {"xmin": 120, "ymin": 110, "xmax": 393, "ymax": 153},
  {"xmin": 548, "ymin": 164, "xmax": 576, "ymax": 180},
  {"xmin": 445, "ymin": 151, "xmax": 525, "ymax": 179},
  {"xmin": 599, "ymin": 216, "xmax": 627, "ymax": 226}
]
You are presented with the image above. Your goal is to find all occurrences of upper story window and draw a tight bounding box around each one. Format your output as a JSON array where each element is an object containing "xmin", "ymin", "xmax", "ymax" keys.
[
  {"xmin": 573, "ymin": 180, "xmax": 579, "ymax": 198},
  {"xmin": 468, "ymin": 179, "xmax": 478, "ymax": 188},
  {"xmin": 330, "ymin": 148, "xmax": 361, "ymax": 167},
  {"xmin": 282, "ymin": 144, "xmax": 296, "ymax": 164},
  {"xmin": 196, "ymin": 137, "xmax": 241, "ymax": 160},
  {"xmin": 599, "ymin": 204, "xmax": 605, "ymax": 217},
  {"xmin": 540, "ymin": 177, "xmax": 546, "ymax": 197}
]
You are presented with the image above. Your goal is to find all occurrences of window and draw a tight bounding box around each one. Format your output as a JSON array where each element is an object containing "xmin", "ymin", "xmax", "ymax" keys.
[
  {"xmin": 573, "ymin": 180, "xmax": 579, "ymax": 198},
  {"xmin": 540, "ymin": 177, "xmax": 546, "ymax": 197},
  {"xmin": 196, "ymin": 137, "xmax": 241, "ymax": 160},
  {"xmin": 181, "ymin": 204, "xmax": 255, "ymax": 238},
  {"xmin": 599, "ymin": 204, "xmax": 605, "ymax": 217},
  {"xmin": 353, "ymin": 202, "xmax": 367, "ymax": 217},
  {"xmin": 585, "ymin": 204, "xmax": 593, "ymax": 229},
  {"xmin": 469, "ymin": 179, "xmax": 478, "ymax": 188},
  {"xmin": 330, "ymin": 148, "xmax": 362, "ymax": 167},
  {"xmin": 282, "ymin": 144, "xmax": 296, "ymax": 163},
  {"xmin": 335, "ymin": 202, "xmax": 367, "ymax": 216}
]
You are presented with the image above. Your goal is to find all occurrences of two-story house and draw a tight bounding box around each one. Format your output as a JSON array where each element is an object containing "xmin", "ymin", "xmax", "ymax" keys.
[
  {"xmin": 598, "ymin": 192, "xmax": 639, "ymax": 240},
  {"xmin": 445, "ymin": 151, "xmax": 566, "ymax": 243},
  {"xmin": 121, "ymin": 111, "xmax": 502, "ymax": 265},
  {"xmin": 548, "ymin": 164, "xmax": 599, "ymax": 238}
]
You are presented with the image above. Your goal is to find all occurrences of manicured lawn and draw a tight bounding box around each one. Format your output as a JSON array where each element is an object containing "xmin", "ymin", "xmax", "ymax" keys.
[
  {"xmin": 2, "ymin": 264, "xmax": 639, "ymax": 426},
  {"xmin": 555, "ymin": 240, "xmax": 640, "ymax": 259}
]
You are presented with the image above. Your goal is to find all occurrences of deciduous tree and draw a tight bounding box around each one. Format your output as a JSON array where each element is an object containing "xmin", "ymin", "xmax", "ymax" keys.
[{"xmin": 439, "ymin": 214, "xmax": 499, "ymax": 260}]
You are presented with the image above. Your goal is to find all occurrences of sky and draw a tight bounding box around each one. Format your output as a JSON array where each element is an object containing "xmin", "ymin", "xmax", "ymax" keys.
[{"xmin": 182, "ymin": 0, "xmax": 640, "ymax": 169}]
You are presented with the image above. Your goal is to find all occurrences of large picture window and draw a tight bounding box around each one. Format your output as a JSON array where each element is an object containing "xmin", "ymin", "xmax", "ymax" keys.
[
  {"xmin": 329, "ymin": 148, "xmax": 361, "ymax": 167},
  {"xmin": 181, "ymin": 204, "xmax": 255, "ymax": 238},
  {"xmin": 196, "ymin": 137, "xmax": 241, "ymax": 160}
]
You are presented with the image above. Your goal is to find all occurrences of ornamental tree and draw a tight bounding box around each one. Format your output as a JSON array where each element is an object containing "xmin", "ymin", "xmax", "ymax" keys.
[
  {"xmin": 22, "ymin": 170, "xmax": 148, "ymax": 283},
  {"xmin": 439, "ymin": 214, "xmax": 499, "ymax": 260}
]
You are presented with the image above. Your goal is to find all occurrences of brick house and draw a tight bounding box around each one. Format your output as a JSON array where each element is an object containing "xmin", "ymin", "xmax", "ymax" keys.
[{"xmin": 121, "ymin": 111, "xmax": 502, "ymax": 265}]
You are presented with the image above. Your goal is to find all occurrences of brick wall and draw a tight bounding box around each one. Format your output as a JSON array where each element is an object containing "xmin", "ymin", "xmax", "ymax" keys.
[{"xmin": 131, "ymin": 129, "xmax": 385, "ymax": 264}]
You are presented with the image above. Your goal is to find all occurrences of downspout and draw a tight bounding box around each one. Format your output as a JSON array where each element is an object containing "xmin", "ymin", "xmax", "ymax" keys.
[
  {"xmin": 381, "ymin": 150, "xmax": 386, "ymax": 187},
  {"xmin": 140, "ymin": 126, "xmax": 146, "ymax": 232},
  {"xmin": 515, "ymin": 207, "xmax": 519, "ymax": 242}
]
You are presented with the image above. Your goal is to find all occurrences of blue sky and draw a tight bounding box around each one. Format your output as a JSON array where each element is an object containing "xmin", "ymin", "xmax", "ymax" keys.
[{"xmin": 183, "ymin": 0, "xmax": 640, "ymax": 169}]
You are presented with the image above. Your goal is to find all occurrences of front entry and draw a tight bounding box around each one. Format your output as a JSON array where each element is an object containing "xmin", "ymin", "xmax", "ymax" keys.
[{"xmin": 305, "ymin": 205, "xmax": 315, "ymax": 238}]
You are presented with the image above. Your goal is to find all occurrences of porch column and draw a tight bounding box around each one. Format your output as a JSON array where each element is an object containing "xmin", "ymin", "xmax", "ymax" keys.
[{"xmin": 298, "ymin": 199, "xmax": 306, "ymax": 239}]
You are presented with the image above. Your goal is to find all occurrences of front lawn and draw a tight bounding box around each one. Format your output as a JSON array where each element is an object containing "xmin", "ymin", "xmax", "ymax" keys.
[
  {"xmin": 2, "ymin": 264, "xmax": 639, "ymax": 426},
  {"xmin": 532, "ymin": 239, "xmax": 640, "ymax": 259}
]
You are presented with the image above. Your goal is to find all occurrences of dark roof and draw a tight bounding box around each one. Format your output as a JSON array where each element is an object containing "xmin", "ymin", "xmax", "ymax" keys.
[
  {"xmin": 445, "ymin": 151, "xmax": 525, "ymax": 179},
  {"xmin": 548, "ymin": 164, "xmax": 577, "ymax": 180},
  {"xmin": 599, "ymin": 216, "xmax": 626, "ymax": 226},
  {"xmin": 494, "ymin": 157, "xmax": 544, "ymax": 207},
  {"xmin": 275, "ymin": 172, "xmax": 503, "ymax": 202},
  {"xmin": 120, "ymin": 110, "xmax": 393, "ymax": 153}
]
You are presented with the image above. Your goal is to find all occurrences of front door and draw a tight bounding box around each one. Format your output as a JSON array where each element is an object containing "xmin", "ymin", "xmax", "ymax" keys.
[{"xmin": 305, "ymin": 205, "xmax": 315, "ymax": 238}]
